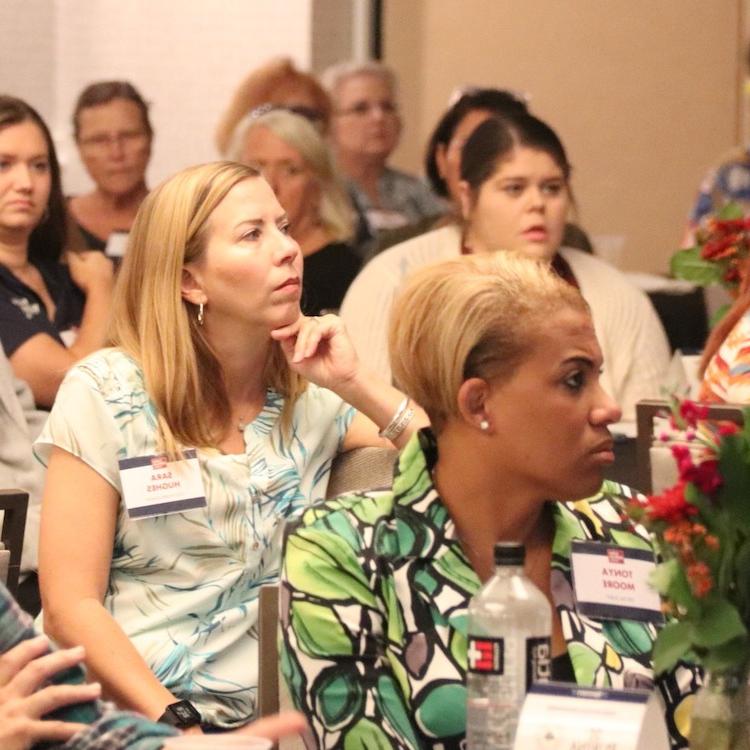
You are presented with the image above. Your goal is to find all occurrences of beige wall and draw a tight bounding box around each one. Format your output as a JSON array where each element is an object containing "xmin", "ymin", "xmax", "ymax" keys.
[{"xmin": 384, "ymin": 0, "xmax": 743, "ymax": 273}]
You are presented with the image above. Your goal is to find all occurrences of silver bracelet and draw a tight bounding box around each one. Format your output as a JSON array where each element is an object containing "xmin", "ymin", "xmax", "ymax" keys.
[{"xmin": 378, "ymin": 396, "xmax": 415, "ymax": 441}]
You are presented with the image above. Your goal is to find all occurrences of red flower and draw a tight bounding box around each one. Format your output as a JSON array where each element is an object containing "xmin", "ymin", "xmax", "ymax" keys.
[
  {"xmin": 679, "ymin": 401, "xmax": 709, "ymax": 428},
  {"xmin": 645, "ymin": 481, "xmax": 698, "ymax": 523},
  {"xmin": 718, "ymin": 423, "xmax": 740, "ymax": 437},
  {"xmin": 686, "ymin": 561, "xmax": 713, "ymax": 598},
  {"xmin": 682, "ymin": 459, "xmax": 723, "ymax": 496}
]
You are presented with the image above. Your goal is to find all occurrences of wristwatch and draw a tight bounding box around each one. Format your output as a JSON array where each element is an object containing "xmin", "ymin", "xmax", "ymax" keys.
[{"xmin": 157, "ymin": 700, "xmax": 202, "ymax": 729}]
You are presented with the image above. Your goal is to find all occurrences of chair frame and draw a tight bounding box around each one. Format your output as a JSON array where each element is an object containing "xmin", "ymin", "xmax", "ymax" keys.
[
  {"xmin": 0, "ymin": 489, "xmax": 28, "ymax": 595},
  {"xmin": 635, "ymin": 399, "xmax": 745, "ymax": 494}
]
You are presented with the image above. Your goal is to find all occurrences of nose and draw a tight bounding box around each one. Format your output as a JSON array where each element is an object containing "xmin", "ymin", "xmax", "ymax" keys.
[
  {"xmin": 273, "ymin": 227, "xmax": 300, "ymax": 266},
  {"xmin": 527, "ymin": 185, "xmax": 546, "ymax": 212},
  {"xmin": 12, "ymin": 164, "xmax": 33, "ymax": 192},
  {"xmin": 590, "ymin": 384, "xmax": 622, "ymax": 426},
  {"xmin": 264, "ymin": 167, "xmax": 281, "ymax": 196}
]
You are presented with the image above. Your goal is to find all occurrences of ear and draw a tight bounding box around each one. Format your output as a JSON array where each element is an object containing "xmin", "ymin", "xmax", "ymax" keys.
[
  {"xmin": 181, "ymin": 267, "xmax": 206, "ymax": 306},
  {"xmin": 457, "ymin": 180, "xmax": 474, "ymax": 221},
  {"xmin": 435, "ymin": 142, "xmax": 449, "ymax": 181},
  {"xmin": 456, "ymin": 377, "xmax": 492, "ymax": 433}
]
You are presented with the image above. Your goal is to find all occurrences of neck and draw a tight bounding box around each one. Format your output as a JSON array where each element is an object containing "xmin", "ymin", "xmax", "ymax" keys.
[
  {"xmin": 202, "ymin": 318, "xmax": 270, "ymax": 406},
  {"xmin": 90, "ymin": 181, "xmax": 148, "ymax": 212},
  {"xmin": 433, "ymin": 424, "xmax": 551, "ymax": 581},
  {"xmin": 0, "ymin": 232, "xmax": 32, "ymax": 270},
  {"xmin": 336, "ymin": 151, "xmax": 386, "ymax": 191}
]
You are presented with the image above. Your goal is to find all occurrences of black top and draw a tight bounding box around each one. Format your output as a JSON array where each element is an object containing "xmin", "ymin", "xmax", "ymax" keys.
[
  {"xmin": 0, "ymin": 261, "xmax": 85, "ymax": 356},
  {"xmin": 75, "ymin": 222, "xmax": 107, "ymax": 252},
  {"xmin": 301, "ymin": 241, "xmax": 362, "ymax": 316}
]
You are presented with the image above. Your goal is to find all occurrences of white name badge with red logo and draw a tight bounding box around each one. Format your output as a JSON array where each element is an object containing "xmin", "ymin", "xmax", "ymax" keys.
[
  {"xmin": 513, "ymin": 683, "xmax": 669, "ymax": 750},
  {"xmin": 570, "ymin": 541, "xmax": 663, "ymax": 623},
  {"xmin": 118, "ymin": 450, "xmax": 207, "ymax": 520}
]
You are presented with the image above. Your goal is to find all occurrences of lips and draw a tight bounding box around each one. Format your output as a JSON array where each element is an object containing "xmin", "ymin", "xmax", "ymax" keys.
[
  {"xmin": 590, "ymin": 438, "xmax": 615, "ymax": 463},
  {"xmin": 274, "ymin": 276, "xmax": 300, "ymax": 292},
  {"xmin": 522, "ymin": 225, "xmax": 548, "ymax": 241}
]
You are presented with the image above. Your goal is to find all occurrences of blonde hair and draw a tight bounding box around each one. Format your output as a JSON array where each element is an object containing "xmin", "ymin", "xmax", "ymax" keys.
[
  {"xmin": 231, "ymin": 109, "xmax": 354, "ymax": 242},
  {"xmin": 110, "ymin": 161, "xmax": 306, "ymax": 454},
  {"xmin": 389, "ymin": 252, "xmax": 589, "ymax": 431},
  {"xmin": 215, "ymin": 57, "xmax": 331, "ymax": 155}
]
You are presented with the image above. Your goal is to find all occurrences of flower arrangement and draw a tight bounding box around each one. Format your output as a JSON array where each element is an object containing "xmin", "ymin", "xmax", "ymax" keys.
[
  {"xmin": 671, "ymin": 203, "xmax": 750, "ymax": 308},
  {"xmin": 626, "ymin": 398, "xmax": 750, "ymax": 677}
]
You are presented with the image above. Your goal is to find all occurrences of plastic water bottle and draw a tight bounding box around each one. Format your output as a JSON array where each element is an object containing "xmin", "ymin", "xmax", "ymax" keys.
[{"xmin": 466, "ymin": 542, "xmax": 552, "ymax": 750}]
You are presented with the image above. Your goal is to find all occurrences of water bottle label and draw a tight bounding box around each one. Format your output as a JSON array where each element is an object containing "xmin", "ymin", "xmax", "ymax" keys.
[
  {"xmin": 467, "ymin": 636, "xmax": 504, "ymax": 674},
  {"xmin": 525, "ymin": 637, "xmax": 551, "ymax": 690}
]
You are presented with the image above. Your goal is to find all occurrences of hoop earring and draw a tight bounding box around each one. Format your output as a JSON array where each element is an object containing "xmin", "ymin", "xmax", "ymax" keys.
[{"xmin": 197, "ymin": 302, "xmax": 205, "ymax": 327}]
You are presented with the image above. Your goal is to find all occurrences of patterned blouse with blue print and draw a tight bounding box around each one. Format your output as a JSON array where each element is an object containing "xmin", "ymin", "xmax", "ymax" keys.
[
  {"xmin": 280, "ymin": 428, "xmax": 700, "ymax": 749},
  {"xmin": 34, "ymin": 347, "xmax": 355, "ymax": 728}
]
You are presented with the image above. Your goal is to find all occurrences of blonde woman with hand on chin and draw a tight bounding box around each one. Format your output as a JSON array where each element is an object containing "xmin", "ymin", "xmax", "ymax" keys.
[{"xmin": 36, "ymin": 161, "xmax": 425, "ymax": 734}]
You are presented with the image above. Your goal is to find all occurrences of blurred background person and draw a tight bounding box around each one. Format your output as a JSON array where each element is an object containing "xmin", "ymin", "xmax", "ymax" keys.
[
  {"xmin": 0, "ymin": 95, "xmax": 113, "ymax": 408},
  {"xmin": 340, "ymin": 114, "xmax": 670, "ymax": 423},
  {"xmin": 231, "ymin": 108, "xmax": 361, "ymax": 314},
  {"xmin": 67, "ymin": 81, "xmax": 152, "ymax": 252},
  {"xmin": 322, "ymin": 60, "xmax": 444, "ymax": 239},
  {"xmin": 215, "ymin": 56, "xmax": 331, "ymax": 156}
]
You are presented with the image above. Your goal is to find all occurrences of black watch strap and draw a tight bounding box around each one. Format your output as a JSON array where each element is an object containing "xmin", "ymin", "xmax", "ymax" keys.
[{"xmin": 157, "ymin": 700, "xmax": 202, "ymax": 728}]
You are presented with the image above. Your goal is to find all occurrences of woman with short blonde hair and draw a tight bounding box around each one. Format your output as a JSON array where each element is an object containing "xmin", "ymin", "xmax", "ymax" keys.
[{"xmin": 37, "ymin": 160, "xmax": 426, "ymax": 730}]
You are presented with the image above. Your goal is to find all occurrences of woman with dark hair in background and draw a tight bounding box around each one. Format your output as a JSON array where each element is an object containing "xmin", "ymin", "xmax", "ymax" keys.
[
  {"xmin": 0, "ymin": 95, "xmax": 113, "ymax": 407},
  {"xmin": 68, "ymin": 81, "xmax": 153, "ymax": 251},
  {"xmin": 341, "ymin": 113, "xmax": 670, "ymax": 422}
]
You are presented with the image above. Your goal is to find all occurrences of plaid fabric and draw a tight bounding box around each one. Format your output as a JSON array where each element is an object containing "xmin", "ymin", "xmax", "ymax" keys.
[{"xmin": 0, "ymin": 581, "xmax": 177, "ymax": 749}]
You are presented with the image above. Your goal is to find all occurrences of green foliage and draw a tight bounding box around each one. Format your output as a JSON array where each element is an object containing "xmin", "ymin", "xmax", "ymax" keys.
[{"xmin": 670, "ymin": 247, "xmax": 725, "ymax": 286}]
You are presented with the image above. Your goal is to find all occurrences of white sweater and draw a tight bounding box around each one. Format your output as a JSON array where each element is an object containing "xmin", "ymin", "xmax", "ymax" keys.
[{"xmin": 340, "ymin": 224, "xmax": 671, "ymax": 422}]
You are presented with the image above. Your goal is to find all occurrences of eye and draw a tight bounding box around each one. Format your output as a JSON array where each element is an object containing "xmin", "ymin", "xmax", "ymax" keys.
[
  {"xmin": 563, "ymin": 370, "xmax": 585, "ymax": 392},
  {"xmin": 32, "ymin": 159, "xmax": 50, "ymax": 173},
  {"xmin": 542, "ymin": 180, "xmax": 565, "ymax": 196},
  {"xmin": 502, "ymin": 182, "xmax": 525, "ymax": 197},
  {"xmin": 241, "ymin": 227, "xmax": 262, "ymax": 242},
  {"xmin": 284, "ymin": 165, "xmax": 303, "ymax": 177},
  {"xmin": 0, "ymin": 159, "xmax": 11, "ymax": 171},
  {"xmin": 278, "ymin": 221, "xmax": 291, "ymax": 235}
]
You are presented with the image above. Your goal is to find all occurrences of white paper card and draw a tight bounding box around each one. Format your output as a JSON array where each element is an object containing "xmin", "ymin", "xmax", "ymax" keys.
[
  {"xmin": 105, "ymin": 231, "xmax": 129, "ymax": 258},
  {"xmin": 118, "ymin": 450, "xmax": 207, "ymax": 520},
  {"xmin": 571, "ymin": 541, "xmax": 663, "ymax": 622},
  {"xmin": 513, "ymin": 683, "xmax": 669, "ymax": 750}
]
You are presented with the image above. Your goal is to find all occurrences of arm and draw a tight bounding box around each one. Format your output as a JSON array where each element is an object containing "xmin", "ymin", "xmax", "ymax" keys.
[
  {"xmin": 39, "ymin": 447, "xmax": 181, "ymax": 722},
  {"xmin": 10, "ymin": 253, "xmax": 114, "ymax": 408},
  {"xmin": 281, "ymin": 520, "xmax": 422, "ymax": 749},
  {"xmin": 272, "ymin": 314, "xmax": 429, "ymax": 451}
]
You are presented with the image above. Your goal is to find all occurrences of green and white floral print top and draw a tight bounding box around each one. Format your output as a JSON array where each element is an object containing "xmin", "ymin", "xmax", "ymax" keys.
[
  {"xmin": 281, "ymin": 429, "xmax": 699, "ymax": 749},
  {"xmin": 35, "ymin": 347, "xmax": 354, "ymax": 728}
]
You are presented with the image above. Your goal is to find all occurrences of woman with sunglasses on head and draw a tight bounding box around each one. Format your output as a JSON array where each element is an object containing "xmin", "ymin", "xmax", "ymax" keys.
[
  {"xmin": 232, "ymin": 108, "xmax": 361, "ymax": 314},
  {"xmin": 0, "ymin": 95, "xmax": 113, "ymax": 408},
  {"xmin": 322, "ymin": 60, "xmax": 445, "ymax": 237},
  {"xmin": 215, "ymin": 57, "xmax": 332, "ymax": 156},
  {"xmin": 341, "ymin": 113, "xmax": 671, "ymax": 423},
  {"xmin": 36, "ymin": 161, "xmax": 426, "ymax": 732},
  {"xmin": 282, "ymin": 252, "xmax": 698, "ymax": 749},
  {"xmin": 68, "ymin": 81, "xmax": 152, "ymax": 252}
]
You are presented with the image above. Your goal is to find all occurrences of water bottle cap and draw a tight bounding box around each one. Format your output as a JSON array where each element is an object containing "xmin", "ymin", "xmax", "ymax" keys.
[{"xmin": 493, "ymin": 542, "xmax": 525, "ymax": 566}]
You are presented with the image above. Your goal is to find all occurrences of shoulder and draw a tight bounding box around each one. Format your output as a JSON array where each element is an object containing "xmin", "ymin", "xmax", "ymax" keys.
[{"xmin": 64, "ymin": 347, "xmax": 144, "ymax": 396}]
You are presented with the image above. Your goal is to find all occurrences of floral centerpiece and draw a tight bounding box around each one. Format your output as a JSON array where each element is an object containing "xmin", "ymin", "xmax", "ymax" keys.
[
  {"xmin": 627, "ymin": 398, "xmax": 750, "ymax": 749},
  {"xmin": 671, "ymin": 203, "xmax": 750, "ymax": 323}
]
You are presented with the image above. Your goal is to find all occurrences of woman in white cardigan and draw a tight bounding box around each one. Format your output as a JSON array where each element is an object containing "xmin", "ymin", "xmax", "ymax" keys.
[{"xmin": 340, "ymin": 113, "xmax": 670, "ymax": 423}]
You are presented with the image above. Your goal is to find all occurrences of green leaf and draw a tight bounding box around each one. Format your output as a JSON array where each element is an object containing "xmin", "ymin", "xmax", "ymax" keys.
[
  {"xmin": 670, "ymin": 247, "xmax": 725, "ymax": 285},
  {"xmin": 649, "ymin": 559, "xmax": 699, "ymax": 614},
  {"xmin": 693, "ymin": 599, "xmax": 747, "ymax": 648},
  {"xmin": 717, "ymin": 202, "xmax": 745, "ymax": 220},
  {"xmin": 653, "ymin": 621, "xmax": 693, "ymax": 674},
  {"xmin": 709, "ymin": 302, "xmax": 731, "ymax": 328},
  {"xmin": 717, "ymin": 436, "xmax": 750, "ymax": 532},
  {"xmin": 700, "ymin": 636, "xmax": 750, "ymax": 673}
]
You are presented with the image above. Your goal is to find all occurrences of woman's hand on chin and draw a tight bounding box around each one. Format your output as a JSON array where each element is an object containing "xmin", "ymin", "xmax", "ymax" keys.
[{"xmin": 271, "ymin": 314, "xmax": 360, "ymax": 392}]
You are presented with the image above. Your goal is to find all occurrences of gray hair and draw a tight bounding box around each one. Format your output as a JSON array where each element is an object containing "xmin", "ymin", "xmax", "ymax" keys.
[
  {"xmin": 230, "ymin": 108, "xmax": 354, "ymax": 242},
  {"xmin": 320, "ymin": 60, "xmax": 398, "ymax": 104}
]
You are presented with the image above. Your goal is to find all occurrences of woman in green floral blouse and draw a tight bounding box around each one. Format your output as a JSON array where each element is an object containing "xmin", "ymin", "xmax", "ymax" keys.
[{"xmin": 281, "ymin": 251, "xmax": 700, "ymax": 749}]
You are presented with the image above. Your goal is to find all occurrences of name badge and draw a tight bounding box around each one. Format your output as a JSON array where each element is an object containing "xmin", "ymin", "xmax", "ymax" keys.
[
  {"xmin": 513, "ymin": 683, "xmax": 669, "ymax": 750},
  {"xmin": 118, "ymin": 450, "xmax": 207, "ymax": 520},
  {"xmin": 571, "ymin": 541, "xmax": 663, "ymax": 623}
]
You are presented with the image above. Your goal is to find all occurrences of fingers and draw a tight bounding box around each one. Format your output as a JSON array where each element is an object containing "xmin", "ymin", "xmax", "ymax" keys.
[
  {"xmin": 237, "ymin": 710, "xmax": 308, "ymax": 741},
  {"xmin": 5, "ymin": 646, "xmax": 87, "ymax": 699},
  {"xmin": 270, "ymin": 315, "xmax": 303, "ymax": 342},
  {"xmin": 6, "ymin": 718, "xmax": 87, "ymax": 743},
  {"xmin": 0, "ymin": 636, "xmax": 50, "ymax": 687},
  {"xmin": 22, "ymin": 681, "xmax": 101, "ymax": 717}
]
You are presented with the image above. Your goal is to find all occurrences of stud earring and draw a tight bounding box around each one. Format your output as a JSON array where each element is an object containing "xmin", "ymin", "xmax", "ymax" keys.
[
  {"xmin": 197, "ymin": 302, "xmax": 205, "ymax": 327},
  {"xmin": 479, "ymin": 419, "xmax": 489, "ymax": 431}
]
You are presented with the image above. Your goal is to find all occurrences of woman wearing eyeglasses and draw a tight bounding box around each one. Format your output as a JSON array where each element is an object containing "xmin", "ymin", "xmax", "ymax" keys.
[
  {"xmin": 322, "ymin": 61, "xmax": 444, "ymax": 236},
  {"xmin": 0, "ymin": 96, "xmax": 113, "ymax": 408},
  {"xmin": 67, "ymin": 81, "xmax": 152, "ymax": 253}
]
